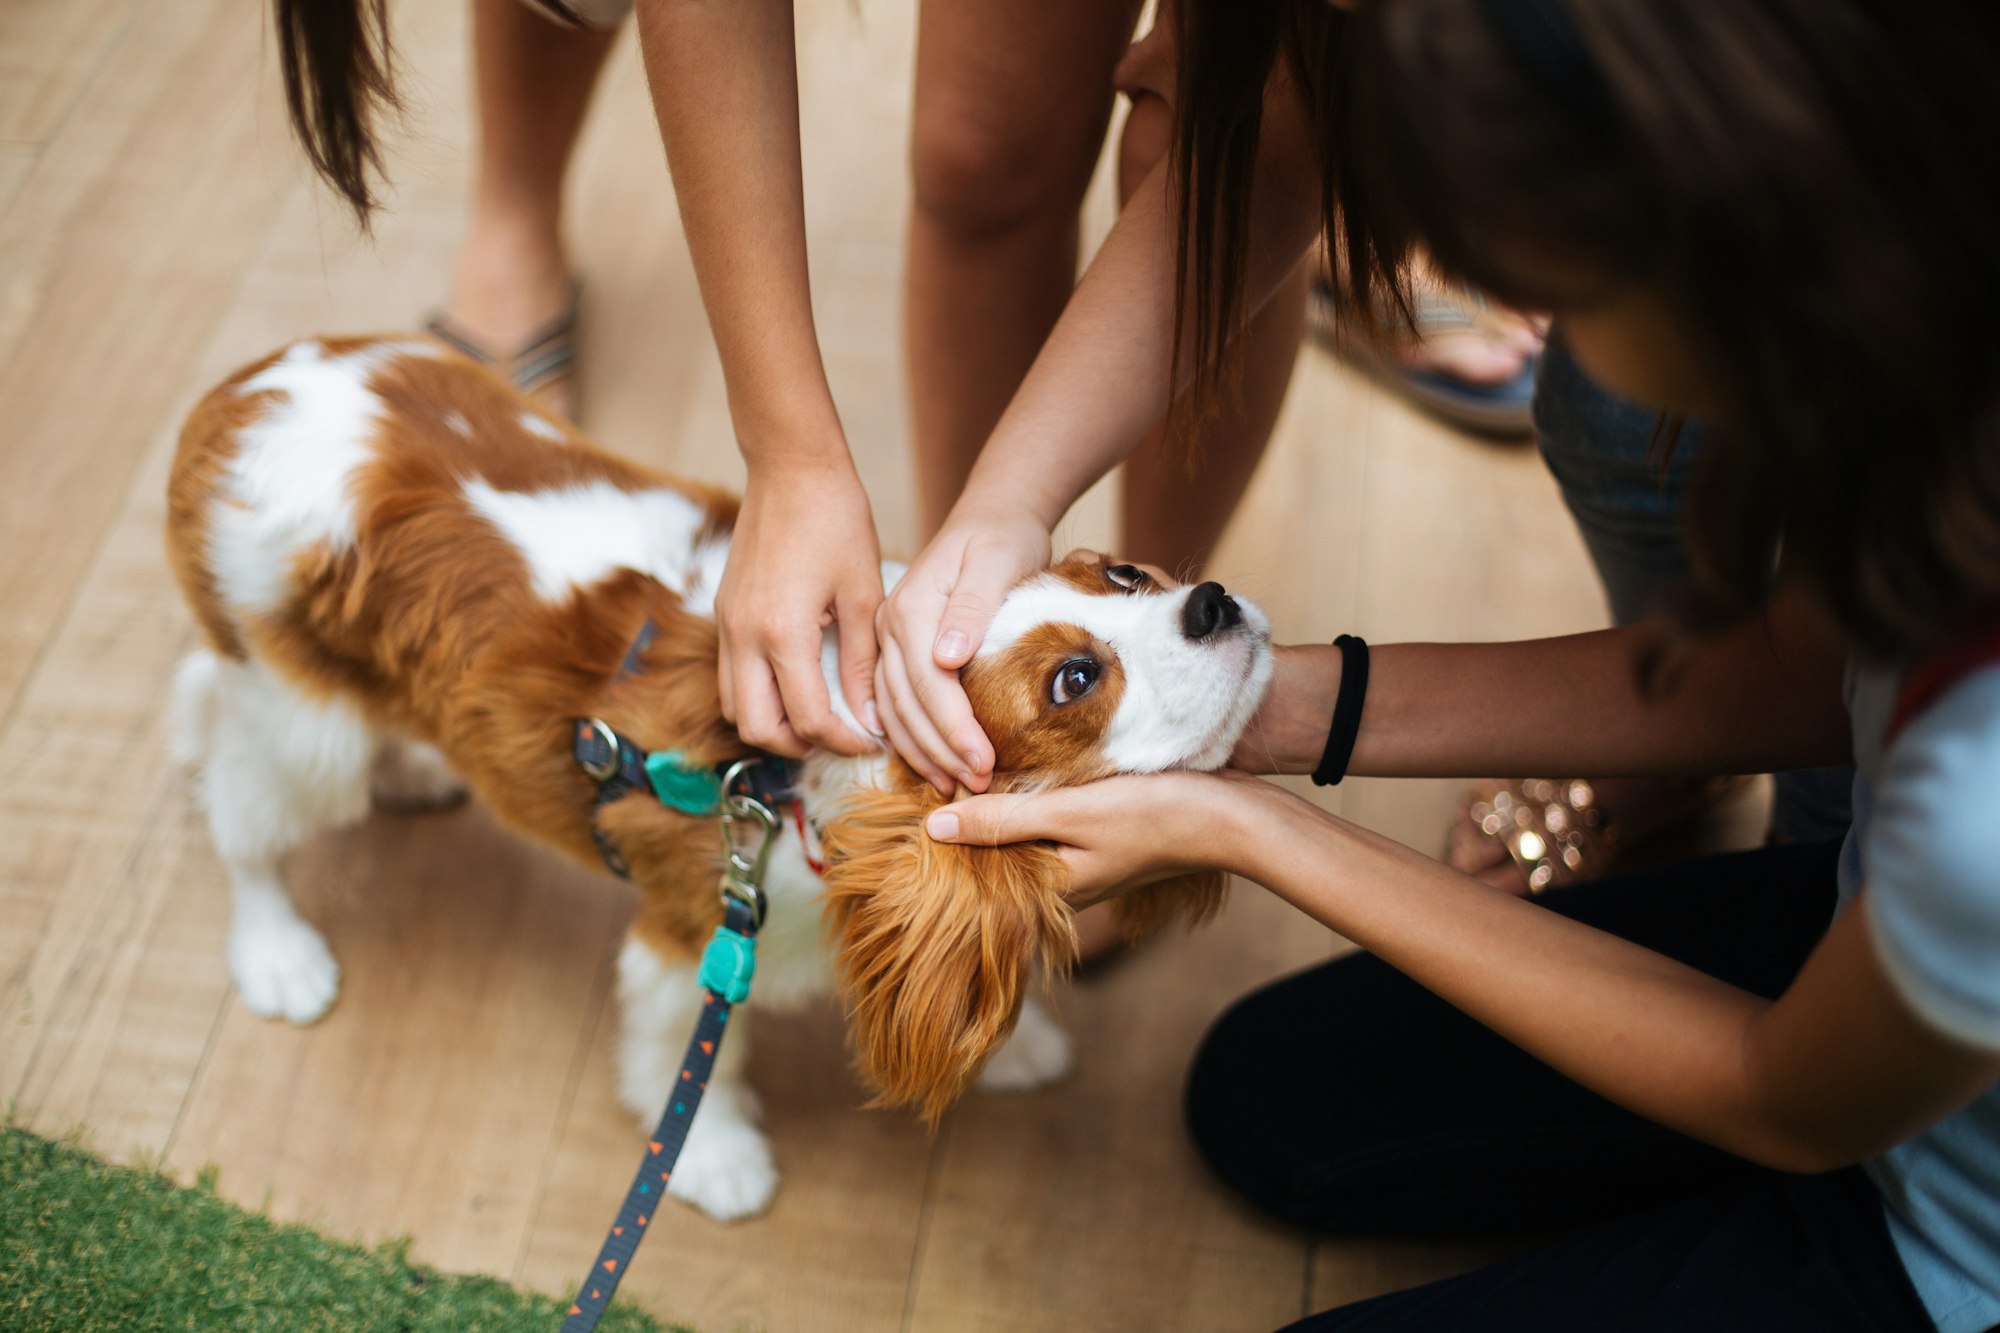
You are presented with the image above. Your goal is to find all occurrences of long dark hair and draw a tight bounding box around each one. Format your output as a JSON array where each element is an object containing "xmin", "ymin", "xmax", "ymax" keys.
[
  {"xmin": 274, "ymin": 0, "xmax": 400, "ymax": 227},
  {"xmin": 1171, "ymin": 0, "xmax": 2000, "ymax": 661}
]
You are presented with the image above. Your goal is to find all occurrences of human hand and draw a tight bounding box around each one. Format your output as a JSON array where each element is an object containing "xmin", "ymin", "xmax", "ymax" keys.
[
  {"xmin": 874, "ymin": 504, "xmax": 1050, "ymax": 794},
  {"xmin": 715, "ymin": 459, "xmax": 883, "ymax": 757},
  {"xmin": 922, "ymin": 769, "xmax": 1275, "ymax": 906}
]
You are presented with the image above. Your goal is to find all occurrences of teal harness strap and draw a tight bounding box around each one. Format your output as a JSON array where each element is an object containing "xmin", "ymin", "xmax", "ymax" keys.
[{"xmin": 644, "ymin": 750, "xmax": 723, "ymax": 816}]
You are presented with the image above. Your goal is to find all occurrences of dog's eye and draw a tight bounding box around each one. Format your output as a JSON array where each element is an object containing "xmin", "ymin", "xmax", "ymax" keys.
[
  {"xmin": 1051, "ymin": 657, "xmax": 1101, "ymax": 704},
  {"xmin": 1106, "ymin": 564, "xmax": 1149, "ymax": 594}
]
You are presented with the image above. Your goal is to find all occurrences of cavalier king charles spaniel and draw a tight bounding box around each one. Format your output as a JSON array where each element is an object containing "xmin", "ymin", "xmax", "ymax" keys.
[{"xmin": 166, "ymin": 336, "xmax": 1271, "ymax": 1220}]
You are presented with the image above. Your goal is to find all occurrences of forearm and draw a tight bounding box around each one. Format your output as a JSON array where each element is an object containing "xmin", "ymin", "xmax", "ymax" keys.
[
  {"xmin": 635, "ymin": 0, "xmax": 845, "ymax": 468},
  {"xmin": 1234, "ymin": 793, "xmax": 1827, "ymax": 1169},
  {"xmin": 1241, "ymin": 591, "xmax": 1851, "ymax": 779},
  {"xmin": 952, "ymin": 83, "xmax": 1322, "ymax": 531}
]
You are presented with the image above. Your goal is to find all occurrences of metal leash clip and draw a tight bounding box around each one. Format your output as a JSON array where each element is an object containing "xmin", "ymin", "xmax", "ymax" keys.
[{"xmin": 715, "ymin": 758, "xmax": 779, "ymax": 929}]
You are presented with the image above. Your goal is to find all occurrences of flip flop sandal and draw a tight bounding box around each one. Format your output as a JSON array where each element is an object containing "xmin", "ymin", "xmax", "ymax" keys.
[
  {"xmin": 1310, "ymin": 279, "xmax": 1537, "ymax": 439},
  {"xmin": 1464, "ymin": 778, "xmax": 1619, "ymax": 893},
  {"xmin": 424, "ymin": 281, "xmax": 582, "ymax": 420}
]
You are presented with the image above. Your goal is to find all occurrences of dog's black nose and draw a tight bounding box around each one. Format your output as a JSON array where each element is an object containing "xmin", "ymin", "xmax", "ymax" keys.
[{"xmin": 1180, "ymin": 582, "xmax": 1241, "ymax": 640}]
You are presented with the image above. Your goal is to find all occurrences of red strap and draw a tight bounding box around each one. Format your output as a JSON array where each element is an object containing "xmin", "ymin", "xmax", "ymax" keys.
[
  {"xmin": 793, "ymin": 801, "xmax": 828, "ymax": 879},
  {"xmin": 1885, "ymin": 619, "xmax": 2000, "ymax": 745}
]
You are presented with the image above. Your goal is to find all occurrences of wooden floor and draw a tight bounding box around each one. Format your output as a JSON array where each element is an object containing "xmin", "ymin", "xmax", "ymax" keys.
[{"xmin": 0, "ymin": 2, "xmax": 1693, "ymax": 1328}]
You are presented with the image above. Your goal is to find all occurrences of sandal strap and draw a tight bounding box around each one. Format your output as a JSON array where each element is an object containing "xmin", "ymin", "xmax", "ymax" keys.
[
  {"xmin": 1403, "ymin": 291, "xmax": 1484, "ymax": 338},
  {"xmin": 1308, "ymin": 279, "xmax": 1489, "ymax": 341},
  {"xmin": 422, "ymin": 281, "xmax": 581, "ymax": 395},
  {"xmin": 423, "ymin": 312, "xmax": 498, "ymax": 366}
]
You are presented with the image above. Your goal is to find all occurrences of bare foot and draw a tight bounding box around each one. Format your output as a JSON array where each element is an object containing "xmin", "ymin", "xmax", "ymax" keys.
[
  {"xmin": 1313, "ymin": 238, "xmax": 1546, "ymax": 387},
  {"xmin": 1389, "ymin": 304, "xmax": 1545, "ymax": 386}
]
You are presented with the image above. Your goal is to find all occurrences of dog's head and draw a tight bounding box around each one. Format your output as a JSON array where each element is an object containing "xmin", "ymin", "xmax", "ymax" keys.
[{"xmin": 818, "ymin": 552, "xmax": 1273, "ymax": 1120}]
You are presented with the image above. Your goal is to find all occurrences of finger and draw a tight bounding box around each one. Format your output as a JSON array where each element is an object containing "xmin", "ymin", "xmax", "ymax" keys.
[
  {"xmin": 732, "ymin": 660, "xmax": 810, "ymax": 758},
  {"xmin": 931, "ymin": 560, "xmax": 1012, "ymax": 670},
  {"xmin": 716, "ymin": 633, "xmax": 737, "ymax": 725},
  {"xmin": 880, "ymin": 646, "xmax": 964, "ymax": 793},
  {"xmin": 835, "ymin": 585, "xmax": 884, "ymax": 742},
  {"xmin": 877, "ymin": 645, "xmax": 964, "ymax": 794},
  {"xmin": 768, "ymin": 629, "xmax": 872, "ymax": 757},
  {"xmin": 907, "ymin": 658, "xmax": 993, "ymax": 789},
  {"xmin": 925, "ymin": 792, "xmax": 1050, "ymax": 846},
  {"xmin": 1053, "ymin": 848, "xmax": 1115, "ymax": 909},
  {"xmin": 875, "ymin": 684, "xmax": 941, "ymax": 794}
]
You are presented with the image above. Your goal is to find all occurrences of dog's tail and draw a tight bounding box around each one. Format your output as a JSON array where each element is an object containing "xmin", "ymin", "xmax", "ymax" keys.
[{"xmin": 169, "ymin": 649, "xmax": 222, "ymax": 769}]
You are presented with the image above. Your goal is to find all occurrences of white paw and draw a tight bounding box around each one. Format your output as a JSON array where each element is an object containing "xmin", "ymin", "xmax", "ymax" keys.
[
  {"xmin": 369, "ymin": 742, "xmax": 468, "ymax": 814},
  {"xmin": 977, "ymin": 998, "xmax": 1074, "ymax": 1092},
  {"xmin": 665, "ymin": 1092, "xmax": 779, "ymax": 1222},
  {"xmin": 229, "ymin": 913, "xmax": 341, "ymax": 1024}
]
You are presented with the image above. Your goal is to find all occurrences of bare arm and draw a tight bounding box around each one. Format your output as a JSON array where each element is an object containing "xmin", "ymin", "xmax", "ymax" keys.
[
  {"xmin": 876, "ymin": 71, "xmax": 1323, "ymax": 791},
  {"xmin": 1234, "ymin": 584, "xmax": 1855, "ymax": 780},
  {"xmin": 635, "ymin": 0, "xmax": 881, "ymax": 756},
  {"xmin": 637, "ymin": 0, "xmax": 835, "ymax": 459},
  {"xmin": 1232, "ymin": 787, "xmax": 2000, "ymax": 1172},
  {"xmin": 956, "ymin": 98, "xmax": 1324, "ymax": 534},
  {"xmin": 931, "ymin": 752, "xmax": 2000, "ymax": 1172}
]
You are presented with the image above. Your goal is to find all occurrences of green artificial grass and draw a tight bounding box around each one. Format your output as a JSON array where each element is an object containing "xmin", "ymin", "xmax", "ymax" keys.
[{"xmin": 0, "ymin": 1127, "xmax": 674, "ymax": 1333}]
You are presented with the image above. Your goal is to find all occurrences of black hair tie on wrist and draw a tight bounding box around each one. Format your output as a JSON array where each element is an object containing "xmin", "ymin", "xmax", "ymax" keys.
[{"xmin": 1312, "ymin": 634, "xmax": 1370, "ymax": 787}]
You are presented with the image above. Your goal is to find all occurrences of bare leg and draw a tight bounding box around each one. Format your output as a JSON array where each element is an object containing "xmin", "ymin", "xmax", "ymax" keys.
[
  {"xmin": 905, "ymin": 0, "xmax": 1145, "ymax": 538},
  {"xmin": 444, "ymin": 0, "xmax": 618, "ymax": 415}
]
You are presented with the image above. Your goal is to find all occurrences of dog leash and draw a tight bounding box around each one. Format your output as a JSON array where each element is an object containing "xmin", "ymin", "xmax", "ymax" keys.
[
  {"xmin": 559, "ymin": 764, "xmax": 779, "ymax": 1333},
  {"xmin": 559, "ymin": 620, "xmax": 804, "ymax": 1330}
]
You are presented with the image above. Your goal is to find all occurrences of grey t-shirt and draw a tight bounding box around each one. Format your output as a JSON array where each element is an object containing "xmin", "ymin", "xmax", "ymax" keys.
[{"xmin": 1843, "ymin": 660, "xmax": 2000, "ymax": 1333}]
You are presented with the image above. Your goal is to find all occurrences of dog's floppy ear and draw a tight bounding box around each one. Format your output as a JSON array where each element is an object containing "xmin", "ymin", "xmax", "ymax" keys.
[
  {"xmin": 1109, "ymin": 871, "xmax": 1230, "ymax": 941},
  {"xmin": 818, "ymin": 776, "xmax": 1077, "ymax": 1124}
]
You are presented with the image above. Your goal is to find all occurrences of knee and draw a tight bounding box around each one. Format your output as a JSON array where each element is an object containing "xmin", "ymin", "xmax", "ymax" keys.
[
  {"xmin": 1184, "ymin": 981, "xmax": 1330, "ymax": 1228},
  {"xmin": 910, "ymin": 97, "xmax": 1102, "ymax": 241}
]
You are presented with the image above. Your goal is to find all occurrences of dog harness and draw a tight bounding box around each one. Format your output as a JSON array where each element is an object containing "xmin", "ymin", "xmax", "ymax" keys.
[
  {"xmin": 570, "ymin": 617, "xmax": 823, "ymax": 879},
  {"xmin": 558, "ymin": 619, "xmax": 804, "ymax": 1332}
]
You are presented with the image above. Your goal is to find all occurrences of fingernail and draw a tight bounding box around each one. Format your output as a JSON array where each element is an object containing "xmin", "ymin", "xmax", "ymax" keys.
[
  {"xmin": 937, "ymin": 631, "xmax": 968, "ymax": 660},
  {"xmin": 956, "ymin": 771, "xmax": 976, "ymax": 791},
  {"xmin": 861, "ymin": 700, "xmax": 883, "ymax": 736},
  {"xmin": 927, "ymin": 811, "xmax": 959, "ymax": 840}
]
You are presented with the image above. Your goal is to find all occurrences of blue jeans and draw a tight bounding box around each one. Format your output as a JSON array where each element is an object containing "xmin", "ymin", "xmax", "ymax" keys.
[{"xmin": 1533, "ymin": 336, "xmax": 1852, "ymax": 844}]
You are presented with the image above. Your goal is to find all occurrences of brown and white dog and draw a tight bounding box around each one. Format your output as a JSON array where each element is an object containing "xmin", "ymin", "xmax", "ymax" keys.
[{"xmin": 165, "ymin": 336, "xmax": 1272, "ymax": 1220}]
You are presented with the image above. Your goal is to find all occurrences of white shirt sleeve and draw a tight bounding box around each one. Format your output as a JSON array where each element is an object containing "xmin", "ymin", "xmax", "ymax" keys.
[{"xmin": 1862, "ymin": 666, "xmax": 2000, "ymax": 1052}]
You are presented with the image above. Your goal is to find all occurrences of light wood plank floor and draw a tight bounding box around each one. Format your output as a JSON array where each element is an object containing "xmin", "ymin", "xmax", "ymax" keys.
[{"xmin": 0, "ymin": 2, "xmax": 1738, "ymax": 1328}]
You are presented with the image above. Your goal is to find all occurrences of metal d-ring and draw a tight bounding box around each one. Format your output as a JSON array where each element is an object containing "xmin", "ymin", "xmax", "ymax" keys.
[
  {"xmin": 577, "ymin": 717, "xmax": 622, "ymax": 782},
  {"xmin": 715, "ymin": 759, "xmax": 779, "ymax": 929}
]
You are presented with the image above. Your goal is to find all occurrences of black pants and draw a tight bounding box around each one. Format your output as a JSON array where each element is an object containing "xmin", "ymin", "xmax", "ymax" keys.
[{"xmin": 1185, "ymin": 843, "xmax": 1939, "ymax": 1331}]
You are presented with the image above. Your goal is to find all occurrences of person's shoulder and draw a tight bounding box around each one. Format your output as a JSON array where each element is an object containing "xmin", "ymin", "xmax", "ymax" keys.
[{"xmin": 1865, "ymin": 664, "xmax": 2000, "ymax": 1047}]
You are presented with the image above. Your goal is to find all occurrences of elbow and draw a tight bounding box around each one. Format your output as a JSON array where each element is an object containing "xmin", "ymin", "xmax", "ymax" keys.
[
  {"xmin": 1736, "ymin": 1135, "xmax": 1858, "ymax": 1177},
  {"xmin": 1726, "ymin": 1116, "xmax": 1889, "ymax": 1176}
]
